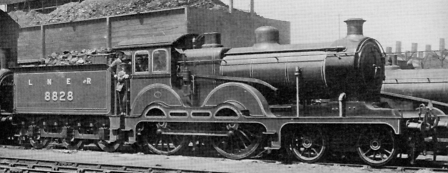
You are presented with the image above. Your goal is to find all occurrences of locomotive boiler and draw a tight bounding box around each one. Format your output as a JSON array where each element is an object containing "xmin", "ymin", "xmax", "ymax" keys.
[
  {"xmin": 1, "ymin": 13, "xmax": 447, "ymax": 167},
  {"xmin": 220, "ymin": 19, "xmax": 384, "ymax": 103}
]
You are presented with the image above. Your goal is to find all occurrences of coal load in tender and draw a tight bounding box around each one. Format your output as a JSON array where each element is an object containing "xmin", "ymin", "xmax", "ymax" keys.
[{"xmin": 8, "ymin": 0, "xmax": 229, "ymax": 27}]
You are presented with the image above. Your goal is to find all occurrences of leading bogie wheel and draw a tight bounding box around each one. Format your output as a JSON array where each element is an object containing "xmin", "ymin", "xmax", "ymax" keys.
[
  {"xmin": 211, "ymin": 123, "xmax": 264, "ymax": 160},
  {"xmin": 63, "ymin": 139, "xmax": 84, "ymax": 150},
  {"xmin": 356, "ymin": 127, "xmax": 397, "ymax": 167},
  {"xmin": 288, "ymin": 127, "xmax": 327, "ymax": 163}
]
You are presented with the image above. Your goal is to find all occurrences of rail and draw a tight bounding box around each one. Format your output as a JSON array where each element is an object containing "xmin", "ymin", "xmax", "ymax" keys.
[{"xmin": 0, "ymin": 156, "xmax": 226, "ymax": 173}]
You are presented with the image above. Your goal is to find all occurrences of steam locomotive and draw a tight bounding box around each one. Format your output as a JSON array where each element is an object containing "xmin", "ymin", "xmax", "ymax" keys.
[{"xmin": 0, "ymin": 10, "xmax": 447, "ymax": 167}]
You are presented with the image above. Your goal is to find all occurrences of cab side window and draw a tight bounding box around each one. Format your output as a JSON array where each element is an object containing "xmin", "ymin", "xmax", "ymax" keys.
[
  {"xmin": 152, "ymin": 49, "xmax": 168, "ymax": 73},
  {"xmin": 134, "ymin": 51, "xmax": 149, "ymax": 73}
]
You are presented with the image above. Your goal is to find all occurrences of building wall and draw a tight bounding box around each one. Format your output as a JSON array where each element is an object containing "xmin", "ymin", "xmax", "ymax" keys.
[
  {"xmin": 110, "ymin": 8, "xmax": 188, "ymax": 47},
  {"xmin": 187, "ymin": 8, "xmax": 290, "ymax": 48}
]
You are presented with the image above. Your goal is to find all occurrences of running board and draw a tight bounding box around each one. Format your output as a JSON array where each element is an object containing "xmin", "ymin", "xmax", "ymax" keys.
[{"xmin": 161, "ymin": 130, "xmax": 229, "ymax": 137}]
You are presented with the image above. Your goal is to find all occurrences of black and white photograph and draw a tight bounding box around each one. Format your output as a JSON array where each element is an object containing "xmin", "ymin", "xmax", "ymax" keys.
[{"xmin": 0, "ymin": 0, "xmax": 447, "ymax": 172}]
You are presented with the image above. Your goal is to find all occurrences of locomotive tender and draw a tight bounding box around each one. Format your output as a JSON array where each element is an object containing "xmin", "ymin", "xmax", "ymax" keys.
[{"xmin": 0, "ymin": 12, "xmax": 447, "ymax": 167}]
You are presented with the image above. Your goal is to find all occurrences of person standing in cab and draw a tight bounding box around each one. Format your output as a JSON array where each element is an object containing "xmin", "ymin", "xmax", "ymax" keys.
[
  {"xmin": 108, "ymin": 51, "xmax": 130, "ymax": 115},
  {"xmin": 116, "ymin": 63, "xmax": 129, "ymax": 115}
]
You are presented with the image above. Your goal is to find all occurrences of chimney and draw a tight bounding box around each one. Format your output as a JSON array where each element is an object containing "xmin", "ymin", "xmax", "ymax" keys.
[{"xmin": 344, "ymin": 18, "xmax": 365, "ymax": 36}]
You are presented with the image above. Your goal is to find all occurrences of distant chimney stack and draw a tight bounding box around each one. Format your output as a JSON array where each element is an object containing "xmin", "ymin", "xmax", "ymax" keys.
[
  {"xmin": 345, "ymin": 18, "xmax": 365, "ymax": 36},
  {"xmin": 250, "ymin": 0, "xmax": 254, "ymax": 16},
  {"xmin": 386, "ymin": 47, "xmax": 392, "ymax": 54},
  {"xmin": 411, "ymin": 43, "xmax": 418, "ymax": 53},
  {"xmin": 229, "ymin": 0, "xmax": 233, "ymax": 13},
  {"xmin": 440, "ymin": 38, "xmax": 446, "ymax": 51},
  {"xmin": 396, "ymin": 41, "xmax": 402, "ymax": 54},
  {"xmin": 426, "ymin": 45, "xmax": 431, "ymax": 51}
]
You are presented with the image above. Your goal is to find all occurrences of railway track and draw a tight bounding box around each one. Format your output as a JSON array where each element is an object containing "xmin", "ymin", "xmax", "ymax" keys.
[
  {"xmin": 0, "ymin": 144, "xmax": 448, "ymax": 173},
  {"xmin": 312, "ymin": 161, "xmax": 448, "ymax": 173},
  {"xmin": 0, "ymin": 156, "xmax": 226, "ymax": 173}
]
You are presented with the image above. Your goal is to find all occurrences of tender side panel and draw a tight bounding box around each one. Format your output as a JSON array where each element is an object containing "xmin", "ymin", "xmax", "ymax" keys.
[
  {"xmin": 17, "ymin": 27, "xmax": 40, "ymax": 63},
  {"xmin": 45, "ymin": 18, "xmax": 107, "ymax": 57},
  {"xmin": 14, "ymin": 70, "xmax": 111, "ymax": 115}
]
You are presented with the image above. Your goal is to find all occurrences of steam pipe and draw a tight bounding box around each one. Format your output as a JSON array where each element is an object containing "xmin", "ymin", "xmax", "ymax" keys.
[
  {"xmin": 0, "ymin": 49, "xmax": 6, "ymax": 69},
  {"xmin": 295, "ymin": 67, "xmax": 300, "ymax": 117},
  {"xmin": 338, "ymin": 93, "xmax": 346, "ymax": 117}
]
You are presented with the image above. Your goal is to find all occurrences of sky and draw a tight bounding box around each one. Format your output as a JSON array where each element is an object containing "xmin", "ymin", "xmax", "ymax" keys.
[{"xmin": 222, "ymin": 0, "xmax": 448, "ymax": 52}]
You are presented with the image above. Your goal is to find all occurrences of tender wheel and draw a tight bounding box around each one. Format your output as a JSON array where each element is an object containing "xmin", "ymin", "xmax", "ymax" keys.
[
  {"xmin": 211, "ymin": 124, "xmax": 263, "ymax": 160},
  {"xmin": 96, "ymin": 140, "xmax": 123, "ymax": 152},
  {"xmin": 143, "ymin": 122, "xmax": 186, "ymax": 155},
  {"xmin": 29, "ymin": 125, "xmax": 50, "ymax": 149},
  {"xmin": 288, "ymin": 127, "xmax": 327, "ymax": 163},
  {"xmin": 29, "ymin": 136, "xmax": 50, "ymax": 149},
  {"xmin": 63, "ymin": 139, "xmax": 84, "ymax": 150},
  {"xmin": 356, "ymin": 127, "xmax": 397, "ymax": 167}
]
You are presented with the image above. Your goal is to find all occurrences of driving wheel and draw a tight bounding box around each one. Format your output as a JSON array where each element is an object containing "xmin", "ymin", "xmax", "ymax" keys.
[
  {"xmin": 211, "ymin": 123, "xmax": 263, "ymax": 160},
  {"xmin": 143, "ymin": 122, "xmax": 186, "ymax": 155}
]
